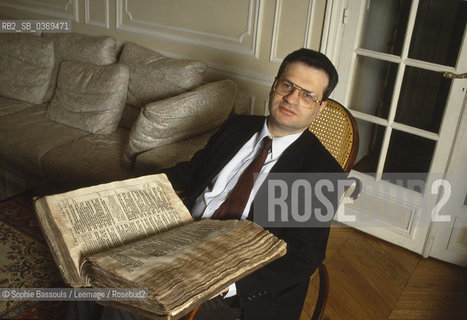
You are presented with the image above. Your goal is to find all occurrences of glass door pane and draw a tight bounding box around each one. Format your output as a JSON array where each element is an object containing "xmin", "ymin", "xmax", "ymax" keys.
[
  {"xmin": 360, "ymin": 0, "xmax": 411, "ymax": 55},
  {"xmin": 408, "ymin": 0, "xmax": 467, "ymax": 66},
  {"xmin": 350, "ymin": 56, "xmax": 398, "ymax": 119},
  {"xmin": 384, "ymin": 129, "xmax": 436, "ymax": 175},
  {"xmin": 395, "ymin": 67, "xmax": 452, "ymax": 133},
  {"xmin": 352, "ymin": 119, "xmax": 385, "ymax": 176}
]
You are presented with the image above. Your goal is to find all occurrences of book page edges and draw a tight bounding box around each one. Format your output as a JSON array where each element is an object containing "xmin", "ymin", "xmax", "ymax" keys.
[{"xmin": 33, "ymin": 196, "xmax": 86, "ymax": 287}]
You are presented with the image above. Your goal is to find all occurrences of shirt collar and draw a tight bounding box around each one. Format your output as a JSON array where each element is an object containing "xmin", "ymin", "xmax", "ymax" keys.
[{"xmin": 255, "ymin": 118, "xmax": 302, "ymax": 160}]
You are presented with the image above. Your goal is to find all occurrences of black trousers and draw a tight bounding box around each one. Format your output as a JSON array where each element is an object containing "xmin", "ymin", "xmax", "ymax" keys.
[
  {"xmin": 193, "ymin": 296, "xmax": 241, "ymax": 320},
  {"xmin": 66, "ymin": 296, "xmax": 241, "ymax": 320}
]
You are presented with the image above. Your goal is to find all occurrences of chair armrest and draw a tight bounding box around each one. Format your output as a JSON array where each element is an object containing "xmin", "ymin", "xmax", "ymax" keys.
[
  {"xmin": 347, "ymin": 177, "xmax": 362, "ymax": 200},
  {"xmin": 181, "ymin": 305, "xmax": 202, "ymax": 320},
  {"xmin": 311, "ymin": 263, "xmax": 329, "ymax": 320}
]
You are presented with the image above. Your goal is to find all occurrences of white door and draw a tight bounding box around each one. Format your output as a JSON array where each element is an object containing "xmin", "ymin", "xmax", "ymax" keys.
[
  {"xmin": 325, "ymin": 0, "xmax": 467, "ymax": 258},
  {"xmin": 427, "ymin": 98, "xmax": 467, "ymax": 266}
]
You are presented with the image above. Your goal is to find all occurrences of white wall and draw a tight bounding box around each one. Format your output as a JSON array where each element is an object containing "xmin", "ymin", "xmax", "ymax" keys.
[{"xmin": 0, "ymin": 0, "xmax": 327, "ymax": 115}]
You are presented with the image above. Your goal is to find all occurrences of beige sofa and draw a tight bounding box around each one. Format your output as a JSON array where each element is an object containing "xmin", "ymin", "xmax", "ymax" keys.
[{"xmin": 0, "ymin": 32, "xmax": 247, "ymax": 194}]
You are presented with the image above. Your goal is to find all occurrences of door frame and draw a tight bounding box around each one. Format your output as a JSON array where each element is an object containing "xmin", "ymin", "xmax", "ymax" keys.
[{"xmin": 321, "ymin": 0, "xmax": 467, "ymax": 258}]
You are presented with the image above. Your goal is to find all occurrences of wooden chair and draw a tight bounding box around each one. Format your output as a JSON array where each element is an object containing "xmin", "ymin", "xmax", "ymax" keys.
[
  {"xmin": 183, "ymin": 99, "xmax": 360, "ymax": 320},
  {"xmin": 305, "ymin": 98, "xmax": 359, "ymax": 320},
  {"xmin": 309, "ymin": 99, "xmax": 359, "ymax": 173}
]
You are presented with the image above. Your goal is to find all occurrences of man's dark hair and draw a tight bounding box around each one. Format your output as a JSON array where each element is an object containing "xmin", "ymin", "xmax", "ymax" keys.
[{"xmin": 277, "ymin": 48, "xmax": 338, "ymax": 101}]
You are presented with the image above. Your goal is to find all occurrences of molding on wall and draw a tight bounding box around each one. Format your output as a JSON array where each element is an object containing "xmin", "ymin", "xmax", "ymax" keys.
[
  {"xmin": 303, "ymin": 0, "xmax": 316, "ymax": 48},
  {"xmin": 269, "ymin": 0, "xmax": 282, "ymax": 63},
  {"xmin": 116, "ymin": 0, "xmax": 262, "ymax": 57},
  {"xmin": 121, "ymin": 0, "xmax": 252, "ymax": 42},
  {"xmin": 270, "ymin": 0, "xmax": 317, "ymax": 63},
  {"xmin": 0, "ymin": 0, "xmax": 78, "ymax": 21},
  {"xmin": 85, "ymin": 0, "xmax": 109, "ymax": 29},
  {"xmin": 320, "ymin": 0, "xmax": 346, "ymax": 66}
]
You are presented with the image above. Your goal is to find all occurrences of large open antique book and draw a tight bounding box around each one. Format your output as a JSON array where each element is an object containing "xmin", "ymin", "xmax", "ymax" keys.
[{"xmin": 34, "ymin": 174, "xmax": 287, "ymax": 319}]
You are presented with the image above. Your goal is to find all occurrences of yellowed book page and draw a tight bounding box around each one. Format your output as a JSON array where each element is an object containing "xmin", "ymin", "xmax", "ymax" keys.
[
  {"xmin": 86, "ymin": 220, "xmax": 243, "ymax": 282},
  {"xmin": 39, "ymin": 173, "xmax": 192, "ymax": 285},
  {"xmin": 85, "ymin": 220, "xmax": 287, "ymax": 317}
]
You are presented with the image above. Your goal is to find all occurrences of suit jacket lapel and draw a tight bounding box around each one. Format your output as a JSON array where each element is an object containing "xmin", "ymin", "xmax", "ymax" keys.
[
  {"xmin": 271, "ymin": 129, "xmax": 313, "ymax": 173},
  {"xmin": 248, "ymin": 130, "xmax": 314, "ymax": 222},
  {"xmin": 189, "ymin": 116, "xmax": 265, "ymax": 203},
  {"xmin": 209, "ymin": 116, "xmax": 265, "ymax": 177}
]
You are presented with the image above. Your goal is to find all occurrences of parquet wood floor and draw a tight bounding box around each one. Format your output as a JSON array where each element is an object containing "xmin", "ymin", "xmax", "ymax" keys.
[{"xmin": 300, "ymin": 223, "xmax": 467, "ymax": 320}]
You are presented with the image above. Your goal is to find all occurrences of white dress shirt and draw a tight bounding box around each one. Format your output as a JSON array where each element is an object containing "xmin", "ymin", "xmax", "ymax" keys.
[{"xmin": 191, "ymin": 118, "xmax": 302, "ymax": 296}]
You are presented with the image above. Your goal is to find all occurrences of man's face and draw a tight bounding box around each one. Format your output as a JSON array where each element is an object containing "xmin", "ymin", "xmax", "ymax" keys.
[{"xmin": 267, "ymin": 61, "xmax": 329, "ymax": 137}]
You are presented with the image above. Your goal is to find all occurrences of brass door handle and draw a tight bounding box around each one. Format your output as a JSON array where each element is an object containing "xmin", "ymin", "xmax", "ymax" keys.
[{"xmin": 443, "ymin": 72, "xmax": 467, "ymax": 79}]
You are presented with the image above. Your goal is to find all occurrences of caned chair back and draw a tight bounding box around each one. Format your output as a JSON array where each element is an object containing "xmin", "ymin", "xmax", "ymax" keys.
[
  {"xmin": 308, "ymin": 99, "xmax": 359, "ymax": 172},
  {"xmin": 304, "ymin": 99, "xmax": 359, "ymax": 320}
]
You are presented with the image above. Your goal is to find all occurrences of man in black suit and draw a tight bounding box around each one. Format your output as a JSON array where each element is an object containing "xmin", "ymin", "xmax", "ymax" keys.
[
  {"xmin": 160, "ymin": 48, "xmax": 343, "ymax": 320},
  {"xmin": 67, "ymin": 48, "xmax": 343, "ymax": 320}
]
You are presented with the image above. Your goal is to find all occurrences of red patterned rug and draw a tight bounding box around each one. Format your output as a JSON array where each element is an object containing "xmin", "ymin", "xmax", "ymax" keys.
[{"xmin": 0, "ymin": 193, "xmax": 67, "ymax": 319}]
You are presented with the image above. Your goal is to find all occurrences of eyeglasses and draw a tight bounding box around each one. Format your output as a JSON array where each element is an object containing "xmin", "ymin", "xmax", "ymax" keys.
[{"xmin": 272, "ymin": 78, "xmax": 321, "ymax": 108}]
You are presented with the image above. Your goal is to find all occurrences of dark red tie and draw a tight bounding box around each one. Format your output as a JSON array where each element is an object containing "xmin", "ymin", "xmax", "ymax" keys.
[{"xmin": 211, "ymin": 136, "xmax": 272, "ymax": 220}]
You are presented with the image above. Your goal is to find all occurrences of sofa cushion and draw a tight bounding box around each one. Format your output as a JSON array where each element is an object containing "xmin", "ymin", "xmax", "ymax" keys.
[
  {"xmin": 119, "ymin": 42, "xmax": 207, "ymax": 109},
  {"xmin": 135, "ymin": 130, "xmax": 216, "ymax": 173},
  {"xmin": 42, "ymin": 33, "xmax": 118, "ymax": 102},
  {"xmin": 0, "ymin": 34, "xmax": 55, "ymax": 104},
  {"xmin": 0, "ymin": 105, "xmax": 88, "ymax": 176},
  {"xmin": 42, "ymin": 128, "xmax": 135, "ymax": 191},
  {"xmin": 46, "ymin": 60, "xmax": 129, "ymax": 134},
  {"xmin": 0, "ymin": 96, "xmax": 35, "ymax": 117},
  {"xmin": 123, "ymin": 79, "xmax": 237, "ymax": 164}
]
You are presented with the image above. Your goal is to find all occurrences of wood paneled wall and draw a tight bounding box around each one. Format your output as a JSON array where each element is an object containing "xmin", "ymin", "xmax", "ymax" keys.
[{"xmin": 0, "ymin": 0, "xmax": 328, "ymax": 115}]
